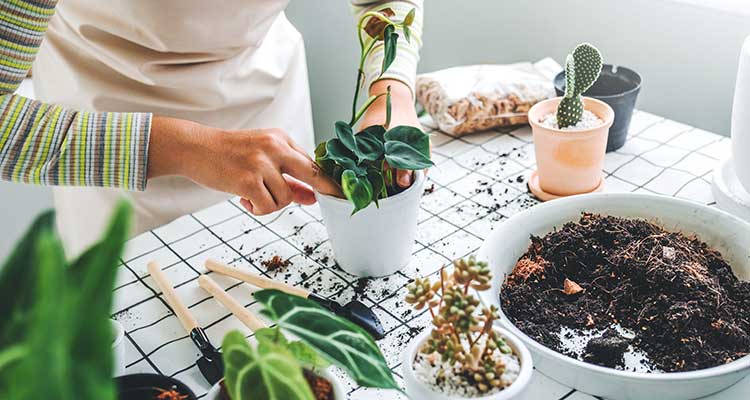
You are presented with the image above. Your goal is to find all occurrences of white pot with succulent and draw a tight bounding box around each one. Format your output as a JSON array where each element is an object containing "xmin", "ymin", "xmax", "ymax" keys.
[
  {"xmin": 313, "ymin": 8, "xmax": 433, "ymax": 277},
  {"xmin": 401, "ymin": 257, "xmax": 533, "ymax": 399}
]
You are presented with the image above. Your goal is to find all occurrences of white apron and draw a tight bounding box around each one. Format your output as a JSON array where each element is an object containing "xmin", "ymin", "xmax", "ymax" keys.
[{"xmin": 34, "ymin": 0, "xmax": 314, "ymax": 256}]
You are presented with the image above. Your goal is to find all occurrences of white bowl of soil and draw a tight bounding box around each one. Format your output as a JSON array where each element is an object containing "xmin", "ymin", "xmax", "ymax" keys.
[
  {"xmin": 477, "ymin": 193, "xmax": 750, "ymax": 400},
  {"xmin": 402, "ymin": 326, "xmax": 533, "ymax": 400}
]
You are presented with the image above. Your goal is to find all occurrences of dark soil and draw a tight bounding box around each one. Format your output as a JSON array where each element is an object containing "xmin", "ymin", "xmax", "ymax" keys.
[
  {"xmin": 303, "ymin": 369, "xmax": 334, "ymax": 400},
  {"xmin": 261, "ymin": 255, "xmax": 291, "ymax": 272},
  {"xmin": 501, "ymin": 213, "xmax": 750, "ymax": 372}
]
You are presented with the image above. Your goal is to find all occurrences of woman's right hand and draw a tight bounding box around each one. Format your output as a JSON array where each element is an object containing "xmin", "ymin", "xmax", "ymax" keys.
[{"xmin": 147, "ymin": 116, "xmax": 341, "ymax": 215}]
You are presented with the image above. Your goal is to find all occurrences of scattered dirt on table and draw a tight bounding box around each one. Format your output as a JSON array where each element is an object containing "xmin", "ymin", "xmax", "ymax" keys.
[
  {"xmin": 501, "ymin": 213, "xmax": 750, "ymax": 372},
  {"xmin": 261, "ymin": 255, "xmax": 291, "ymax": 272},
  {"xmin": 423, "ymin": 184, "xmax": 436, "ymax": 195}
]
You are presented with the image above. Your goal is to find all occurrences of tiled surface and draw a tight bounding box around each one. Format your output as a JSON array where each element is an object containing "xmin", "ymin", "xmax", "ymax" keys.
[{"xmin": 114, "ymin": 111, "xmax": 744, "ymax": 399}]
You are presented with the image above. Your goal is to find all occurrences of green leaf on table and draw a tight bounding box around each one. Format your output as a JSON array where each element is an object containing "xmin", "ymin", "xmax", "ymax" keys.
[
  {"xmin": 381, "ymin": 25, "xmax": 398, "ymax": 74},
  {"xmin": 254, "ymin": 290, "xmax": 400, "ymax": 391},
  {"xmin": 222, "ymin": 330, "xmax": 314, "ymax": 400},
  {"xmin": 342, "ymin": 170, "xmax": 373, "ymax": 214}
]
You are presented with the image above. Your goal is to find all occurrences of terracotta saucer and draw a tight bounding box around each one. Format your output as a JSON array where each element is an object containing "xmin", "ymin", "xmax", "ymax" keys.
[{"xmin": 527, "ymin": 170, "xmax": 605, "ymax": 202}]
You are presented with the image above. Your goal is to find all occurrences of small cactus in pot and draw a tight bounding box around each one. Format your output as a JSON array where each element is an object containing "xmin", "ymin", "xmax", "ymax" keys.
[{"xmin": 557, "ymin": 43, "xmax": 604, "ymax": 128}]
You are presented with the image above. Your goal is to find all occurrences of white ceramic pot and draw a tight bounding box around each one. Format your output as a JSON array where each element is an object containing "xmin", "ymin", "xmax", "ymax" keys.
[
  {"xmin": 315, "ymin": 170, "xmax": 425, "ymax": 277},
  {"xmin": 205, "ymin": 368, "xmax": 347, "ymax": 399},
  {"xmin": 111, "ymin": 319, "xmax": 126, "ymax": 377},
  {"xmin": 732, "ymin": 35, "xmax": 750, "ymax": 193},
  {"xmin": 402, "ymin": 327, "xmax": 533, "ymax": 400},
  {"xmin": 477, "ymin": 193, "xmax": 750, "ymax": 400}
]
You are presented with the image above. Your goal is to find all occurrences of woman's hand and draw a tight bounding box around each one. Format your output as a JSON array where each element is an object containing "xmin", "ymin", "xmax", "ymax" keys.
[
  {"xmin": 147, "ymin": 116, "xmax": 341, "ymax": 215},
  {"xmin": 358, "ymin": 79, "xmax": 425, "ymax": 188}
]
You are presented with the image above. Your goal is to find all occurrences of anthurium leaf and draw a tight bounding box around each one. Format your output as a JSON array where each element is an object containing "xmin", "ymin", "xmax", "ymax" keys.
[
  {"xmin": 355, "ymin": 126, "xmax": 385, "ymax": 162},
  {"xmin": 335, "ymin": 121, "xmax": 357, "ymax": 153},
  {"xmin": 222, "ymin": 330, "xmax": 315, "ymax": 400},
  {"xmin": 384, "ymin": 141, "xmax": 434, "ymax": 170},
  {"xmin": 324, "ymin": 139, "xmax": 365, "ymax": 175},
  {"xmin": 342, "ymin": 170, "xmax": 373, "ymax": 214},
  {"xmin": 288, "ymin": 341, "xmax": 330, "ymax": 371},
  {"xmin": 254, "ymin": 290, "xmax": 400, "ymax": 391},
  {"xmin": 384, "ymin": 125, "xmax": 431, "ymax": 156},
  {"xmin": 382, "ymin": 25, "xmax": 398, "ymax": 74}
]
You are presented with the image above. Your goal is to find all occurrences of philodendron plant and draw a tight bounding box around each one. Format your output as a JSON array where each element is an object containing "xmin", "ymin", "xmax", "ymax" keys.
[
  {"xmin": 220, "ymin": 289, "xmax": 399, "ymax": 400},
  {"xmin": 406, "ymin": 257, "xmax": 514, "ymax": 395},
  {"xmin": 556, "ymin": 43, "xmax": 603, "ymax": 128},
  {"xmin": 315, "ymin": 8, "xmax": 433, "ymax": 214}
]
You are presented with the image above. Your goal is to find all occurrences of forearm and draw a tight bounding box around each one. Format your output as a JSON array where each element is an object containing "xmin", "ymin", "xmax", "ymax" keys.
[{"xmin": 360, "ymin": 79, "xmax": 418, "ymax": 128}]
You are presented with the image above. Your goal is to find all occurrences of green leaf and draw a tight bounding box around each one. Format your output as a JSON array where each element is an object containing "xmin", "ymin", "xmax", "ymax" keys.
[
  {"xmin": 381, "ymin": 25, "xmax": 398, "ymax": 74},
  {"xmin": 314, "ymin": 142, "xmax": 336, "ymax": 178},
  {"xmin": 255, "ymin": 327, "xmax": 288, "ymax": 346},
  {"xmin": 404, "ymin": 8, "xmax": 416, "ymax": 26},
  {"xmin": 384, "ymin": 141, "xmax": 434, "ymax": 170},
  {"xmin": 355, "ymin": 126, "xmax": 386, "ymax": 162},
  {"xmin": 254, "ymin": 290, "xmax": 400, "ymax": 391},
  {"xmin": 384, "ymin": 125, "xmax": 431, "ymax": 156},
  {"xmin": 335, "ymin": 121, "xmax": 357, "ymax": 154},
  {"xmin": 288, "ymin": 341, "xmax": 330, "ymax": 371},
  {"xmin": 366, "ymin": 168, "xmax": 384, "ymax": 207},
  {"xmin": 385, "ymin": 87, "xmax": 392, "ymax": 128},
  {"xmin": 342, "ymin": 170, "xmax": 373, "ymax": 214},
  {"xmin": 222, "ymin": 331, "xmax": 315, "ymax": 400},
  {"xmin": 324, "ymin": 139, "xmax": 365, "ymax": 175},
  {"xmin": 403, "ymin": 26, "xmax": 411, "ymax": 43}
]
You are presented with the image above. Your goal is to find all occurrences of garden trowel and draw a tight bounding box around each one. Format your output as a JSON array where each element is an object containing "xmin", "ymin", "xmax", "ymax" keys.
[
  {"xmin": 205, "ymin": 259, "xmax": 385, "ymax": 340},
  {"xmin": 148, "ymin": 262, "xmax": 224, "ymax": 385}
]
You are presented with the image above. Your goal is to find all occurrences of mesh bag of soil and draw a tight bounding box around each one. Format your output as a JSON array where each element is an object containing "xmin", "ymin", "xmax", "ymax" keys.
[{"xmin": 415, "ymin": 59, "xmax": 559, "ymax": 136}]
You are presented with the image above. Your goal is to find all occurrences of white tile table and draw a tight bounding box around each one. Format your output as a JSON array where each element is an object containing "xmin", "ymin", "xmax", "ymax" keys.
[{"xmin": 113, "ymin": 111, "xmax": 747, "ymax": 399}]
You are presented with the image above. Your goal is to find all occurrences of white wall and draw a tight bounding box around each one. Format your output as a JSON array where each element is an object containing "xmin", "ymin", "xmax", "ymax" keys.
[{"xmin": 286, "ymin": 0, "xmax": 750, "ymax": 142}]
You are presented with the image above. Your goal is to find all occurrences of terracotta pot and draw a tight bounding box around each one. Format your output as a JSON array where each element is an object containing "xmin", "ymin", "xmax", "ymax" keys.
[{"xmin": 529, "ymin": 97, "xmax": 614, "ymax": 197}]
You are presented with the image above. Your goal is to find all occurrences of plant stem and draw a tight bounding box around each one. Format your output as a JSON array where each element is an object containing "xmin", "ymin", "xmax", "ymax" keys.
[
  {"xmin": 350, "ymin": 38, "xmax": 378, "ymax": 125},
  {"xmin": 352, "ymin": 92, "xmax": 388, "ymax": 127}
]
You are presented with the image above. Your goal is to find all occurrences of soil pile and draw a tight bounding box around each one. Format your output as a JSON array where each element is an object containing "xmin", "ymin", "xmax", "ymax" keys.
[{"xmin": 501, "ymin": 213, "xmax": 750, "ymax": 372}]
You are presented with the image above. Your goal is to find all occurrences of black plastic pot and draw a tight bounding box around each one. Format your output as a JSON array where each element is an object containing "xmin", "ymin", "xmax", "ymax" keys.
[
  {"xmin": 115, "ymin": 373, "xmax": 197, "ymax": 400},
  {"xmin": 554, "ymin": 64, "xmax": 642, "ymax": 152}
]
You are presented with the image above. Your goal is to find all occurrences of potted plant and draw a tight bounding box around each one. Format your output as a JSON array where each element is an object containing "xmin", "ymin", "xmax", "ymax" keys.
[
  {"xmin": 528, "ymin": 43, "xmax": 615, "ymax": 201},
  {"xmin": 314, "ymin": 8, "xmax": 433, "ymax": 277},
  {"xmin": 401, "ymin": 257, "xmax": 533, "ymax": 399},
  {"xmin": 206, "ymin": 290, "xmax": 401, "ymax": 400}
]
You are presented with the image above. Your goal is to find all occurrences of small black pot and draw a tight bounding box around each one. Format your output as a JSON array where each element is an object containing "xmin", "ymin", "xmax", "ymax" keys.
[
  {"xmin": 555, "ymin": 64, "xmax": 642, "ymax": 152},
  {"xmin": 115, "ymin": 373, "xmax": 197, "ymax": 400}
]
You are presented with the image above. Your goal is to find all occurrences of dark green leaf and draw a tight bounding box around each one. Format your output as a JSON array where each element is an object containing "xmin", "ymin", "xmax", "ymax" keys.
[
  {"xmin": 335, "ymin": 121, "xmax": 357, "ymax": 153},
  {"xmin": 381, "ymin": 25, "xmax": 398, "ymax": 74},
  {"xmin": 254, "ymin": 290, "xmax": 400, "ymax": 391},
  {"xmin": 384, "ymin": 125, "xmax": 431, "ymax": 156},
  {"xmin": 385, "ymin": 87, "xmax": 392, "ymax": 128},
  {"xmin": 384, "ymin": 141, "xmax": 434, "ymax": 170},
  {"xmin": 324, "ymin": 139, "xmax": 365, "ymax": 175},
  {"xmin": 314, "ymin": 142, "xmax": 336, "ymax": 178},
  {"xmin": 342, "ymin": 170, "xmax": 373, "ymax": 214},
  {"xmin": 222, "ymin": 330, "xmax": 314, "ymax": 400},
  {"xmin": 355, "ymin": 126, "xmax": 386, "ymax": 161},
  {"xmin": 366, "ymin": 169, "xmax": 384, "ymax": 207}
]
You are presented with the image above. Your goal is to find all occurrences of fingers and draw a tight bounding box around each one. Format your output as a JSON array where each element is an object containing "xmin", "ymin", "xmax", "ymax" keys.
[
  {"xmin": 264, "ymin": 171, "xmax": 294, "ymax": 209},
  {"xmin": 284, "ymin": 175, "xmax": 316, "ymax": 205},
  {"xmin": 281, "ymin": 150, "xmax": 342, "ymax": 197},
  {"xmin": 396, "ymin": 169, "xmax": 413, "ymax": 188},
  {"xmin": 242, "ymin": 179, "xmax": 276, "ymax": 216}
]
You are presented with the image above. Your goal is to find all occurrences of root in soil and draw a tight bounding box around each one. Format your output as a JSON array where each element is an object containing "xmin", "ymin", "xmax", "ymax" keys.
[{"xmin": 501, "ymin": 213, "xmax": 750, "ymax": 372}]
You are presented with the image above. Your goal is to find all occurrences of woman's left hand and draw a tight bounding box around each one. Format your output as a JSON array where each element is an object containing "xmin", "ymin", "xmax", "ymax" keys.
[{"xmin": 358, "ymin": 79, "xmax": 426, "ymax": 189}]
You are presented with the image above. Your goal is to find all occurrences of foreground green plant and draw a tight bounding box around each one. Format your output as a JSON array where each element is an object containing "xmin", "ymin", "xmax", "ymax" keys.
[
  {"xmin": 0, "ymin": 202, "xmax": 131, "ymax": 400},
  {"xmin": 221, "ymin": 328, "xmax": 329, "ymax": 400},
  {"xmin": 220, "ymin": 290, "xmax": 399, "ymax": 400},
  {"xmin": 556, "ymin": 43, "xmax": 603, "ymax": 128},
  {"xmin": 406, "ymin": 256, "xmax": 513, "ymax": 394},
  {"xmin": 315, "ymin": 8, "xmax": 433, "ymax": 214}
]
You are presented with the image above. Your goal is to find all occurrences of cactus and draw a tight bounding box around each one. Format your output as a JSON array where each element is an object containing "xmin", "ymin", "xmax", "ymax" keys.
[{"xmin": 556, "ymin": 43, "xmax": 603, "ymax": 128}]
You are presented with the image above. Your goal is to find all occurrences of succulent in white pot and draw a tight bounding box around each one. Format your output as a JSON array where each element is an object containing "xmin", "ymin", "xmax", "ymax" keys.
[
  {"xmin": 402, "ymin": 257, "xmax": 533, "ymax": 399},
  {"xmin": 206, "ymin": 290, "xmax": 401, "ymax": 400},
  {"xmin": 314, "ymin": 8, "xmax": 432, "ymax": 277}
]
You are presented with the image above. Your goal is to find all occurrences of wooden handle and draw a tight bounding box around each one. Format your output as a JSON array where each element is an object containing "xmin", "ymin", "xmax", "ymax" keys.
[
  {"xmin": 198, "ymin": 275, "xmax": 266, "ymax": 332},
  {"xmin": 205, "ymin": 259, "xmax": 310, "ymax": 298},
  {"xmin": 147, "ymin": 261, "xmax": 199, "ymax": 332}
]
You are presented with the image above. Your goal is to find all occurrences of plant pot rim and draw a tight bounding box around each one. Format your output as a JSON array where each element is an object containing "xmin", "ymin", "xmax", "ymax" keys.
[
  {"xmin": 529, "ymin": 97, "xmax": 615, "ymax": 137},
  {"xmin": 315, "ymin": 169, "xmax": 426, "ymax": 210},
  {"xmin": 402, "ymin": 325, "xmax": 533, "ymax": 399},
  {"xmin": 554, "ymin": 64, "xmax": 643, "ymax": 100}
]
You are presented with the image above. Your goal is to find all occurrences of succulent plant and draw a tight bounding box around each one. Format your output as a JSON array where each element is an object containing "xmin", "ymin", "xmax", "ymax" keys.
[
  {"xmin": 405, "ymin": 256, "xmax": 513, "ymax": 394},
  {"xmin": 556, "ymin": 43, "xmax": 603, "ymax": 128}
]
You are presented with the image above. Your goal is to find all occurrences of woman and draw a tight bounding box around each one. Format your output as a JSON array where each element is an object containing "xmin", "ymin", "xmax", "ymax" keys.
[{"xmin": 0, "ymin": 0, "xmax": 423, "ymax": 255}]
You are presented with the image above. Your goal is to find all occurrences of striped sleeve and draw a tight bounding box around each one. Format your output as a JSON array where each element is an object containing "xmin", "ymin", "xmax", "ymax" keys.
[
  {"xmin": 351, "ymin": 0, "xmax": 423, "ymax": 96},
  {"xmin": 0, "ymin": 0, "xmax": 152, "ymax": 191}
]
